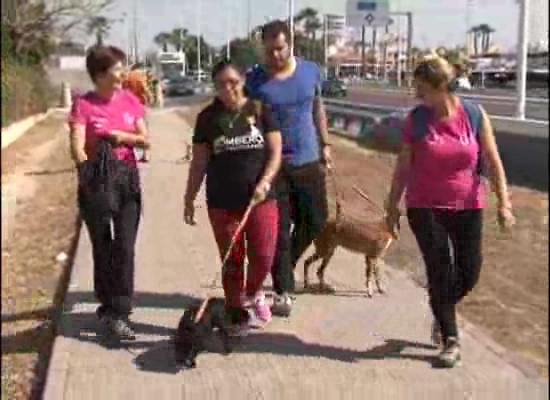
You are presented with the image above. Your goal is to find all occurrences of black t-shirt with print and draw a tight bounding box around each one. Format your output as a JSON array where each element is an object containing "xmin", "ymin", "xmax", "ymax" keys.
[{"xmin": 193, "ymin": 98, "xmax": 280, "ymax": 209}]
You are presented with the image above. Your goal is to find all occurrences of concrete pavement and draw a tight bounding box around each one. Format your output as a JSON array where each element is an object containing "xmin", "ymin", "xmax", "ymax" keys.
[{"xmin": 43, "ymin": 107, "xmax": 548, "ymax": 400}]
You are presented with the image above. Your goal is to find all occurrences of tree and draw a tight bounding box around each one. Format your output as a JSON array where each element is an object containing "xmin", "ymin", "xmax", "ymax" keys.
[
  {"xmin": 87, "ymin": 15, "xmax": 111, "ymax": 46},
  {"xmin": 168, "ymin": 27, "xmax": 189, "ymax": 52},
  {"xmin": 294, "ymin": 7, "xmax": 322, "ymax": 60},
  {"xmin": 2, "ymin": 0, "xmax": 113, "ymax": 62},
  {"xmin": 153, "ymin": 32, "xmax": 171, "ymax": 52},
  {"xmin": 478, "ymin": 24, "xmax": 495, "ymax": 53}
]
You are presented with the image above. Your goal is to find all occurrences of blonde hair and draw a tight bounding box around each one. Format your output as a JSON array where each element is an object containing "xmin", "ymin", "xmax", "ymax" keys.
[{"xmin": 413, "ymin": 56, "xmax": 456, "ymax": 90}]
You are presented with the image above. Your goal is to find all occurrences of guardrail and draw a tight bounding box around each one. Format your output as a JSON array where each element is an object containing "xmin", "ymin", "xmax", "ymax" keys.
[
  {"xmin": 324, "ymin": 98, "xmax": 549, "ymax": 191},
  {"xmin": 324, "ymin": 98, "xmax": 549, "ymax": 138}
]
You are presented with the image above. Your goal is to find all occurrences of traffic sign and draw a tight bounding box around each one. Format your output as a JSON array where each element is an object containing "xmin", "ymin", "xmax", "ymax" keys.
[{"xmin": 346, "ymin": 0, "xmax": 391, "ymax": 28}]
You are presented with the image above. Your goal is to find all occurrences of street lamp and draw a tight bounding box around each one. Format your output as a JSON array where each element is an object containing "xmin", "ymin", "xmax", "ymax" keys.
[{"xmin": 515, "ymin": 0, "xmax": 530, "ymax": 120}]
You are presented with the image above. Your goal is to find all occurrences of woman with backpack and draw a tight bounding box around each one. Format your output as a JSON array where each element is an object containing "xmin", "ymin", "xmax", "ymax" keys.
[
  {"xmin": 385, "ymin": 56, "xmax": 515, "ymax": 368},
  {"xmin": 183, "ymin": 59, "xmax": 282, "ymax": 336}
]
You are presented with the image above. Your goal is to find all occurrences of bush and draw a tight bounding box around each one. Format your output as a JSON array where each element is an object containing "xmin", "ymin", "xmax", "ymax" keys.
[
  {"xmin": 1, "ymin": 22, "xmax": 56, "ymax": 128},
  {"xmin": 1, "ymin": 59, "xmax": 55, "ymax": 128}
]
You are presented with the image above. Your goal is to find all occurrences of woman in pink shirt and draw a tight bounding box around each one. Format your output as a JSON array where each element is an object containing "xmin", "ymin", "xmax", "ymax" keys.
[
  {"xmin": 69, "ymin": 46, "xmax": 150, "ymax": 340},
  {"xmin": 385, "ymin": 57, "xmax": 515, "ymax": 368}
]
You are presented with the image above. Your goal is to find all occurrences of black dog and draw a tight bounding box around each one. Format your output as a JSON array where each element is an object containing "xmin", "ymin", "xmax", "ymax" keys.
[{"xmin": 174, "ymin": 297, "xmax": 234, "ymax": 370}]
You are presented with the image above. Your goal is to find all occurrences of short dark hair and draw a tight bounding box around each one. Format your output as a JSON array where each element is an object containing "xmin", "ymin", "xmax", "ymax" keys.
[
  {"xmin": 86, "ymin": 45, "xmax": 126, "ymax": 82},
  {"xmin": 211, "ymin": 58, "xmax": 244, "ymax": 80},
  {"xmin": 261, "ymin": 20, "xmax": 291, "ymax": 42}
]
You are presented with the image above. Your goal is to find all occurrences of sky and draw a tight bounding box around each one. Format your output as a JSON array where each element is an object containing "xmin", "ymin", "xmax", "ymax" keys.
[{"xmin": 93, "ymin": 0, "xmax": 547, "ymax": 56}]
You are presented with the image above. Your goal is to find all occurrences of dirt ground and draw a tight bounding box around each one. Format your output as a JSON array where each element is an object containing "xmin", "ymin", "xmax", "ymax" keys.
[
  {"xmin": 1, "ymin": 114, "xmax": 79, "ymax": 399},
  {"xmin": 177, "ymin": 107, "xmax": 549, "ymax": 377}
]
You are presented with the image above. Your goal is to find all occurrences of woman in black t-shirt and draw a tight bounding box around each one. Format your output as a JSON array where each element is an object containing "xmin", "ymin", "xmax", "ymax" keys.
[{"xmin": 184, "ymin": 60, "xmax": 282, "ymax": 335}]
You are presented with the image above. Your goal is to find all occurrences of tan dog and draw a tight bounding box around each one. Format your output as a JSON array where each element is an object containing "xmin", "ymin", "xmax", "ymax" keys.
[{"xmin": 303, "ymin": 188, "xmax": 400, "ymax": 297}]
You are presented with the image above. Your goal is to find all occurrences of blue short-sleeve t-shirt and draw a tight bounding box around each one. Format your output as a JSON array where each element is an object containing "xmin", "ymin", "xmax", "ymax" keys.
[{"xmin": 245, "ymin": 58, "xmax": 321, "ymax": 166}]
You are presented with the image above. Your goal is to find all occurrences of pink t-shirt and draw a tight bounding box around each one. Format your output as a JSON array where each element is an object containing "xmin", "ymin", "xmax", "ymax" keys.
[
  {"xmin": 69, "ymin": 89, "xmax": 145, "ymax": 166},
  {"xmin": 403, "ymin": 104, "xmax": 484, "ymax": 209}
]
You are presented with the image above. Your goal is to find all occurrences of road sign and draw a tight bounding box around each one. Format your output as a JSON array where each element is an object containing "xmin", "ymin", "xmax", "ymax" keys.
[
  {"xmin": 325, "ymin": 14, "xmax": 345, "ymax": 32},
  {"xmin": 346, "ymin": 0, "xmax": 391, "ymax": 28}
]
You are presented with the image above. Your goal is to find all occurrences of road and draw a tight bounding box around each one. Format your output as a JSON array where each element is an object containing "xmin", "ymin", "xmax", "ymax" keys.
[{"xmin": 346, "ymin": 86, "xmax": 549, "ymax": 121}]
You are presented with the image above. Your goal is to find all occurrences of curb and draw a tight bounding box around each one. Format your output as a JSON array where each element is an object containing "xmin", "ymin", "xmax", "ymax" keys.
[{"xmin": 1, "ymin": 107, "xmax": 70, "ymax": 150}]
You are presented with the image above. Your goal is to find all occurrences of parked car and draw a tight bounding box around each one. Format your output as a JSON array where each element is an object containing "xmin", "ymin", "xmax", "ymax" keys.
[
  {"xmin": 321, "ymin": 79, "xmax": 347, "ymax": 98},
  {"xmin": 164, "ymin": 76, "xmax": 196, "ymax": 97}
]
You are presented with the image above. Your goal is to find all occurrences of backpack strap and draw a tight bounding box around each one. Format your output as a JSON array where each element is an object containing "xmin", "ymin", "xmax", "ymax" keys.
[
  {"xmin": 460, "ymin": 98, "xmax": 484, "ymax": 175},
  {"xmin": 410, "ymin": 104, "xmax": 431, "ymax": 142}
]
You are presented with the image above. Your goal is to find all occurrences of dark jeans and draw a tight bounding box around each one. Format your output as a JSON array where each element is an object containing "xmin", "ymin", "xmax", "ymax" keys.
[
  {"xmin": 272, "ymin": 161, "xmax": 328, "ymax": 295},
  {"xmin": 407, "ymin": 208, "xmax": 483, "ymax": 340},
  {"xmin": 78, "ymin": 167, "xmax": 142, "ymax": 319}
]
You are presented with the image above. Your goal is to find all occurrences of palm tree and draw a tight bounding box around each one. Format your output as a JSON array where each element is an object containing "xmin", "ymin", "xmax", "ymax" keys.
[
  {"xmin": 154, "ymin": 32, "xmax": 172, "ymax": 52},
  {"xmin": 469, "ymin": 26, "xmax": 480, "ymax": 56},
  {"xmin": 478, "ymin": 24, "xmax": 495, "ymax": 53},
  {"xmin": 87, "ymin": 16, "xmax": 111, "ymax": 47},
  {"xmin": 295, "ymin": 8, "xmax": 322, "ymax": 60},
  {"xmin": 168, "ymin": 28, "xmax": 190, "ymax": 52}
]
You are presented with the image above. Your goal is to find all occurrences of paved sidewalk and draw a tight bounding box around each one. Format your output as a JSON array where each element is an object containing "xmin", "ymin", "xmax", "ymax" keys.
[{"xmin": 43, "ymin": 108, "xmax": 548, "ymax": 400}]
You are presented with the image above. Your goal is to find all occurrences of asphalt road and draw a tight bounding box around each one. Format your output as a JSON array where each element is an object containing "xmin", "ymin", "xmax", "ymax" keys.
[{"xmin": 346, "ymin": 86, "xmax": 549, "ymax": 121}]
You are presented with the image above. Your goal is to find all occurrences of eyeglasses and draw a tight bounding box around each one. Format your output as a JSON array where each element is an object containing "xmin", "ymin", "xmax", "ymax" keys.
[{"xmin": 215, "ymin": 79, "xmax": 241, "ymax": 89}]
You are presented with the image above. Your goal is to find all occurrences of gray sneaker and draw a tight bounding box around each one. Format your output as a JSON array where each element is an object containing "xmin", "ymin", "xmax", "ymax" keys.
[
  {"xmin": 438, "ymin": 337, "xmax": 461, "ymax": 368},
  {"xmin": 108, "ymin": 318, "xmax": 136, "ymax": 341},
  {"xmin": 271, "ymin": 293, "xmax": 293, "ymax": 317}
]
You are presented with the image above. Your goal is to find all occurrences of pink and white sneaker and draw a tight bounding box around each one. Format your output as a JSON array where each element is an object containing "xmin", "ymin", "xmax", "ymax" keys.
[{"xmin": 242, "ymin": 292, "xmax": 272, "ymax": 329}]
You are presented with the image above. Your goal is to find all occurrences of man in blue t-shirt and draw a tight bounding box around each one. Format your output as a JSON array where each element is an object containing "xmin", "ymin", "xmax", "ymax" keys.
[{"xmin": 246, "ymin": 20, "xmax": 332, "ymax": 317}]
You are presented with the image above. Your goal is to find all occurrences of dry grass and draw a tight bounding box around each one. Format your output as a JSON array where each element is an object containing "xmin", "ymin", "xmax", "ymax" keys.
[{"xmin": 1, "ymin": 113, "xmax": 79, "ymax": 399}]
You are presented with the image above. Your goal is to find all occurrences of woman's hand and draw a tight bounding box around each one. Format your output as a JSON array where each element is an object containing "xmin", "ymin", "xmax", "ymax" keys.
[
  {"xmin": 497, "ymin": 206, "xmax": 515, "ymax": 232},
  {"xmin": 252, "ymin": 180, "xmax": 271, "ymax": 205},
  {"xmin": 184, "ymin": 199, "xmax": 197, "ymax": 225}
]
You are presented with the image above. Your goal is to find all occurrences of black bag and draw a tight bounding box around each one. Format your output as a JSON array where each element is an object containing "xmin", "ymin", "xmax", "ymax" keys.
[{"xmin": 77, "ymin": 138, "xmax": 137, "ymax": 218}]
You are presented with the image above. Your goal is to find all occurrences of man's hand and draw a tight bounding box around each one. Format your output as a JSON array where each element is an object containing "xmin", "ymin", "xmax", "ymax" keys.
[
  {"xmin": 322, "ymin": 144, "xmax": 333, "ymax": 169},
  {"xmin": 184, "ymin": 199, "xmax": 197, "ymax": 225}
]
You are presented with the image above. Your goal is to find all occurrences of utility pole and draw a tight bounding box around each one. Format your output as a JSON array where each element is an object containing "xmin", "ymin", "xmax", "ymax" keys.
[
  {"xmin": 382, "ymin": 21, "xmax": 391, "ymax": 82},
  {"xmin": 132, "ymin": 0, "xmax": 138, "ymax": 64},
  {"xmin": 361, "ymin": 25, "xmax": 366, "ymax": 78},
  {"xmin": 323, "ymin": 14, "xmax": 329, "ymax": 77},
  {"xmin": 247, "ymin": 0, "xmax": 252, "ymax": 40},
  {"xmin": 465, "ymin": 0, "xmax": 474, "ymax": 56},
  {"xmin": 406, "ymin": 12, "xmax": 413, "ymax": 87},
  {"xmin": 288, "ymin": 0, "xmax": 295, "ymax": 57},
  {"xmin": 225, "ymin": 0, "xmax": 231, "ymax": 59},
  {"xmin": 197, "ymin": 0, "xmax": 202, "ymax": 81},
  {"xmin": 397, "ymin": 15, "xmax": 402, "ymax": 87},
  {"xmin": 515, "ymin": 0, "xmax": 530, "ymax": 119},
  {"xmin": 372, "ymin": 28, "xmax": 378, "ymax": 79}
]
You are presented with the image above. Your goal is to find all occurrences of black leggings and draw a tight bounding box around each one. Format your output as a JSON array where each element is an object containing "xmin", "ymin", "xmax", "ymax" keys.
[
  {"xmin": 272, "ymin": 161, "xmax": 328, "ymax": 295},
  {"xmin": 407, "ymin": 208, "xmax": 483, "ymax": 340},
  {"xmin": 78, "ymin": 168, "xmax": 142, "ymax": 319}
]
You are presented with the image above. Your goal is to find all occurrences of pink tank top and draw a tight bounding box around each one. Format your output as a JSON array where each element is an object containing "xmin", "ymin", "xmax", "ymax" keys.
[{"xmin": 402, "ymin": 104, "xmax": 485, "ymax": 209}]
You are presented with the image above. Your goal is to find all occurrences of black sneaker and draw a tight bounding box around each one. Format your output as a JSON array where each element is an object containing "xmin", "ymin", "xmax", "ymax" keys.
[
  {"xmin": 96, "ymin": 305, "xmax": 111, "ymax": 322},
  {"xmin": 431, "ymin": 320, "xmax": 442, "ymax": 348},
  {"xmin": 438, "ymin": 337, "xmax": 461, "ymax": 368},
  {"xmin": 108, "ymin": 318, "xmax": 136, "ymax": 341}
]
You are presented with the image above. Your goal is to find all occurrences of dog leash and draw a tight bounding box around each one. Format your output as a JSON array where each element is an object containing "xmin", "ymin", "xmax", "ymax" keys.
[
  {"xmin": 352, "ymin": 185, "xmax": 386, "ymax": 215},
  {"xmin": 194, "ymin": 200, "xmax": 255, "ymax": 323}
]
